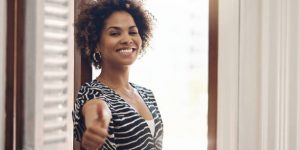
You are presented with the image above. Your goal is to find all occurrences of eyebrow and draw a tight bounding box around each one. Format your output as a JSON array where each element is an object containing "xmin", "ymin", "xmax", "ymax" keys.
[{"xmin": 105, "ymin": 26, "xmax": 138, "ymax": 31}]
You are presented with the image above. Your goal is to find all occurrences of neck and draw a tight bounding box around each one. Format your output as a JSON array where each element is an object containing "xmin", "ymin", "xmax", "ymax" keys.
[{"xmin": 97, "ymin": 64, "xmax": 131, "ymax": 90}]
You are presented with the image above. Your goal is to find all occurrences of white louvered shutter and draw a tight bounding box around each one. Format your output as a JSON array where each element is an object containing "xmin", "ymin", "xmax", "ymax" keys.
[{"xmin": 24, "ymin": 0, "xmax": 74, "ymax": 150}]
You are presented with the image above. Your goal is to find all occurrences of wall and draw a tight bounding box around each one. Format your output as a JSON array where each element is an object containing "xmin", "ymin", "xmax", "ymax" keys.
[
  {"xmin": 0, "ymin": 0, "xmax": 6, "ymax": 149},
  {"xmin": 218, "ymin": 0, "xmax": 300, "ymax": 150}
]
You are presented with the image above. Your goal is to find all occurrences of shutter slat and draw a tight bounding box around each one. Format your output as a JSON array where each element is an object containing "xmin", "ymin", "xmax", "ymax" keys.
[
  {"xmin": 46, "ymin": 0, "xmax": 68, "ymax": 4},
  {"xmin": 45, "ymin": 5, "xmax": 69, "ymax": 16},
  {"xmin": 44, "ymin": 82, "xmax": 68, "ymax": 91},
  {"xmin": 44, "ymin": 70, "xmax": 68, "ymax": 79},
  {"xmin": 44, "ymin": 95, "xmax": 68, "ymax": 104},
  {"xmin": 44, "ymin": 44, "xmax": 68, "ymax": 53},
  {"xmin": 44, "ymin": 120, "xmax": 67, "ymax": 131},
  {"xmin": 43, "ymin": 132, "xmax": 67, "ymax": 144},
  {"xmin": 44, "ymin": 57, "xmax": 68, "ymax": 66},
  {"xmin": 44, "ymin": 31, "xmax": 68, "ymax": 41},
  {"xmin": 45, "ymin": 18, "xmax": 68, "ymax": 28},
  {"xmin": 44, "ymin": 107, "xmax": 68, "ymax": 118}
]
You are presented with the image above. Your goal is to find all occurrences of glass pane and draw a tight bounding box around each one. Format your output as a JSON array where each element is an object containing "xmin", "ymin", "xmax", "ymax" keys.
[{"xmin": 132, "ymin": 1, "xmax": 209, "ymax": 149}]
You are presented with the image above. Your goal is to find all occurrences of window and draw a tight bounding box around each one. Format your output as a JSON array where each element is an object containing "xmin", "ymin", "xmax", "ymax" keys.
[
  {"xmin": 4, "ymin": 0, "xmax": 217, "ymax": 149},
  {"xmin": 93, "ymin": 0, "xmax": 209, "ymax": 149},
  {"xmin": 131, "ymin": 1, "xmax": 209, "ymax": 149}
]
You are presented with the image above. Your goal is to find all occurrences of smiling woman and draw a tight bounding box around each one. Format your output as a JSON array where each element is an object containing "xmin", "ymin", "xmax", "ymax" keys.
[{"xmin": 73, "ymin": 0, "xmax": 163, "ymax": 149}]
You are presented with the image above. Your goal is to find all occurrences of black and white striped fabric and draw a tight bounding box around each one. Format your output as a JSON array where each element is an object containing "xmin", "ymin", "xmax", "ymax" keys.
[{"xmin": 73, "ymin": 80, "xmax": 163, "ymax": 150}]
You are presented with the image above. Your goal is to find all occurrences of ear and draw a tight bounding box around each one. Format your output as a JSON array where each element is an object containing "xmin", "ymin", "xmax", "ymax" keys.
[
  {"xmin": 96, "ymin": 43, "xmax": 103, "ymax": 53},
  {"xmin": 95, "ymin": 47, "xmax": 99, "ymax": 53}
]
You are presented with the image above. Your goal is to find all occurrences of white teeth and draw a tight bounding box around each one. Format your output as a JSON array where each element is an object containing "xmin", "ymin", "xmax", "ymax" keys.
[{"xmin": 118, "ymin": 48, "xmax": 133, "ymax": 54}]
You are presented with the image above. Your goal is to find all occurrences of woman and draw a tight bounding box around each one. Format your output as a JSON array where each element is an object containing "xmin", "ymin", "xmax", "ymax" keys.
[{"xmin": 73, "ymin": 0, "xmax": 163, "ymax": 149}]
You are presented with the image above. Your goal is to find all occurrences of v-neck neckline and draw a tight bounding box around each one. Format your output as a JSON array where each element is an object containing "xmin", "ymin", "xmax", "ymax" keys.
[
  {"xmin": 94, "ymin": 79, "xmax": 156, "ymax": 138},
  {"xmin": 94, "ymin": 79, "xmax": 155, "ymax": 122}
]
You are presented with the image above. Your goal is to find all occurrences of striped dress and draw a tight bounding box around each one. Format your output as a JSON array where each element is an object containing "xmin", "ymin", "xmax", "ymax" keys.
[{"xmin": 73, "ymin": 80, "xmax": 164, "ymax": 150}]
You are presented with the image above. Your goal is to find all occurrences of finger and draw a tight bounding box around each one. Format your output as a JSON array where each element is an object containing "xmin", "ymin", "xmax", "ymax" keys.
[
  {"xmin": 84, "ymin": 132, "xmax": 106, "ymax": 146},
  {"xmin": 97, "ymin": 102, "xmax": 111, "ymax": 127},
  {"xmin": 82, "ymin": 136, "xmax": 101, "ymax": 150},
  {"xmin": 87, "ymin": 125, "xmax": 108, "ymax": 139},
  {"xmin": 83, "ymin": 130, "xmax": 106, "ymax": 149},
  {"xmin": 83, "ymin": 100, "xmax": 106, "ymax": 128}
]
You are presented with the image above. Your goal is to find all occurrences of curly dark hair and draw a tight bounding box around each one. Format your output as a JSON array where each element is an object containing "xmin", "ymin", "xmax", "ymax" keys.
[{"xmin": 75, "ymin": 0, "xmax": 154, "ymax": 69}]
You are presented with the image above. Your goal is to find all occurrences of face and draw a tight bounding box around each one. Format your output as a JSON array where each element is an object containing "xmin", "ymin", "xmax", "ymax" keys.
[{"xmin": 98, "ymin": 11, "xmax": 142, "ymax": 69}]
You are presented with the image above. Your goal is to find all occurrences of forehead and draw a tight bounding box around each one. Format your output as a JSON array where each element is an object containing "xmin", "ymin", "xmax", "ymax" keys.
[{"xmin": 104, "ymin": 11, "xmax": 137, "ymax": 28}]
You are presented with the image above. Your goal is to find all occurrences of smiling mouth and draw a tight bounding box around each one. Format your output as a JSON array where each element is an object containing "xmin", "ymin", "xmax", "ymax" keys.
[{"xmin": 116, "ymin": 48, "xmax": 136, "ymax": 54}]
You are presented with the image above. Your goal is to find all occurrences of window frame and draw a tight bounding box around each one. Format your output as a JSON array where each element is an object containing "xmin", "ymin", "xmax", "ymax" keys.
[
  {"xmin": 208, "ymin": 0, "xmax": 218, "ymax": 150},
  {"xmin": 74, "ymin": 0, "xmax": 93, "ymax": 150},
  {"xmin": 5, "ymin": 0, "xmax": 25, "ymax": 149},
  {"xmin": 73, "ymin": 0, "xmax": 218, "ymax": 150},
  {"xmin": 4, "ymin": 0, "xmax": 218, "ymax": 149}
]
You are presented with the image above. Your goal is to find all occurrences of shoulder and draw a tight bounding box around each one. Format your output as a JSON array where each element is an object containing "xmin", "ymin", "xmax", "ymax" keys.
[
  {"xmin": 130, "ymin": 82, "xmax": 156, "ymax": 98},
  {"xmin": 79, "ymin": 79, "xmax": 107, "ymax": 91},
  {"xmin": 79, "ymin": 79, "xmax": 100, "ymax": 89},
  {"xmin": 130, "ymin": 82, "xmax": 152, "ymax": 93},
  {"xmin": 77, "ymin": 80, "xmax": 104, "ymax": 97}
]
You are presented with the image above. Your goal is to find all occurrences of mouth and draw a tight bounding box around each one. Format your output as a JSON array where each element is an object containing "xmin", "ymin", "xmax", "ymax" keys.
[{"xmin": 116, "ymin": 48, "xmax": 136, "ymax": 55}]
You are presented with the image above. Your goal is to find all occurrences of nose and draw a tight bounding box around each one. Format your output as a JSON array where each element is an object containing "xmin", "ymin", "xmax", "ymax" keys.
[{"xmin": 120, "ymin": 34, "xmax": 133, "ymax": 45}]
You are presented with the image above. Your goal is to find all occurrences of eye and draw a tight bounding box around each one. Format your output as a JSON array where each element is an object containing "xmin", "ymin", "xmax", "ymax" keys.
[
  {"xmin": 109, "ymin": 31, "xmax": 120, "ymax": 36},
  {"xmin": 129, "ymin": 31, "xmax": 139, "ymax": 35}
]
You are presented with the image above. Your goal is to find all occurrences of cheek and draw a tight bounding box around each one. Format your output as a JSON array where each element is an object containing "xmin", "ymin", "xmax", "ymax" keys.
[{"xmin": 99, "ymin": 39, "xmax": 115, "ymax": 51}]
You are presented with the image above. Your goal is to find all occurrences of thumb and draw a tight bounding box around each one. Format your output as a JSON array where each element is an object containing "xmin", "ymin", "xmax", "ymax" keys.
[{"xmin": 96, "ymin": 102, "xmax": 111, "ymax": 128}]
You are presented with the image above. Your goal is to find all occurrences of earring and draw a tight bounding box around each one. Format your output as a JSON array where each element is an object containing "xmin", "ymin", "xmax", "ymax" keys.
[{"xmin": 93, "ymin": 52, "xmax": 102, "ymax": 63}]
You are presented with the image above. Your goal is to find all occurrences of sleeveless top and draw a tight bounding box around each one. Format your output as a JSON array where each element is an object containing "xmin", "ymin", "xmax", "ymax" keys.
[{"xmin": 72, "ymin": 80, "xmax": 164, "ymax": 150}]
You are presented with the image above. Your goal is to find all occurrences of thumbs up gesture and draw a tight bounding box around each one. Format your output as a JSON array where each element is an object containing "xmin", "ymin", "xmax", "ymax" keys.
[{"xmin": 81, "ymin": 100, "xmax": 112, "ymax": 150}]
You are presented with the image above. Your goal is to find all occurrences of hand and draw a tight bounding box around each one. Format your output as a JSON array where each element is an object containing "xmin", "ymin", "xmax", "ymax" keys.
[{"xmin": 82, "ymin": 101, "xmax": 112, "ymax": 150}]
